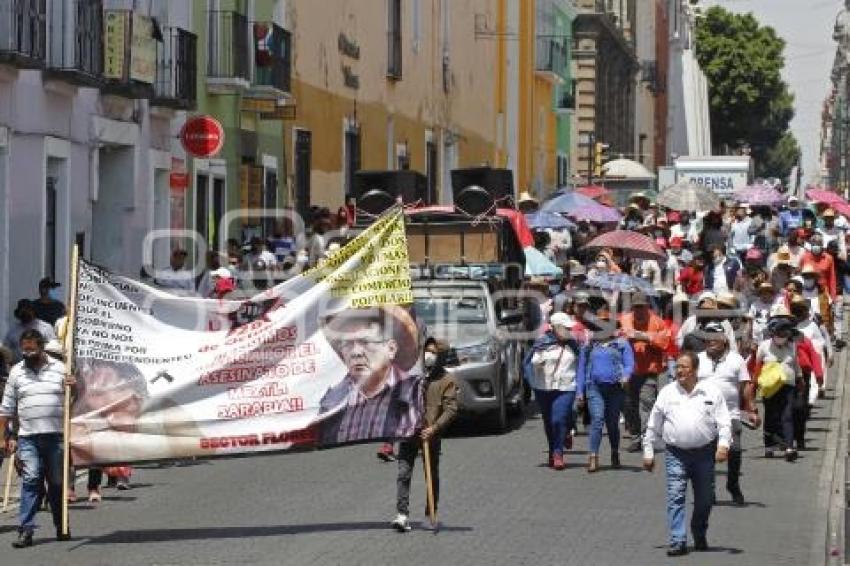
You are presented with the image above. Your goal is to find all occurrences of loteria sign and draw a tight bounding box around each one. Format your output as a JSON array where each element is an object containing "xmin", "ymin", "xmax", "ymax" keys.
[{"xmin": 180, "ymin": 116, "xmax": 225, "ymax": 158}]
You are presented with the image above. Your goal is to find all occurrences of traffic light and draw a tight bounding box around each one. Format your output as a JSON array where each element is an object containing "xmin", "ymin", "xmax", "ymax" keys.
[{"xmin": 594, "ymin": 142, "xmax": 610, "ymax": 178}]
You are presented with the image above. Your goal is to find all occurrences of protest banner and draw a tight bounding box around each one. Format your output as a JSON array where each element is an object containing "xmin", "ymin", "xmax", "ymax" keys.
[{"xmin": 69, "ymin": 208, "xmax": 423, "ymax": 465}]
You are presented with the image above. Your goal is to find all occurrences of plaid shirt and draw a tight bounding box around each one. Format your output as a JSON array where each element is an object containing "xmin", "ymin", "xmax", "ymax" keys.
[{"xmin": 320, "ymin": 366, "xmax": 421, "ymax": 445}]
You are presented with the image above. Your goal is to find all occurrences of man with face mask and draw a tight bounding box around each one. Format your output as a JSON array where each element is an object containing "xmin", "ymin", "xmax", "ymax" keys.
[
  {"xmin": 3, "ymin": 300, "xmax": 56, "ymax": 362},
  {"xmin": 818, "ymin": 208, "xmax": 847, "ymax": 261},
  {"xmin": 0, "ymin": 329, "xmax": 75, "ymax": 547},
  {"xmin": 790, "ymin": 295, "xmax": 833, "ymax": 392},
  {"xmin": 779, "ymin": 196, "xmax": 804, "ymax": 236},
  {"xmin": 800, "ymin": 234, "xmax": 837, "ymax": 300},
  {"xmin": 31, "ymin": 278, "xmax": 66, "ymax": 326},
  {"xmin": 393, "ymin": 338, "xmax": 458, "ymax": 532}
]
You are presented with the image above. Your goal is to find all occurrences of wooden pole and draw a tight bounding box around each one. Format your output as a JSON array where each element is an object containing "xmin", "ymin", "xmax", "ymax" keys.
[
  {"xmin": 61, "ymin": 244, "xmax": 80, "ymax": 536},
  {"xmin": 1, "ymin": 455, "xmax": 13, "ymax": 512},
  {"xmin": 422, "ymin": 439, "xmax": 437, "ymax": 528}
]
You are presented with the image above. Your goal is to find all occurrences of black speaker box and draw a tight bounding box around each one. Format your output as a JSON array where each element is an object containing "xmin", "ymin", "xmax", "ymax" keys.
[
  {"xmin": 353, "ymin": 170, "xmax": 428, "ymax": 204},
  {"xmin": 450, "ymin": 167, "xmax": 514, "ymax": 202}
]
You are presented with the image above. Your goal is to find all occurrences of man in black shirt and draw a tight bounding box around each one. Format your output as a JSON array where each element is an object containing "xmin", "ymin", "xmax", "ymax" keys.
[{"xmin": 32, "ymin": 278, "xmax": 65, "ymax": 326}]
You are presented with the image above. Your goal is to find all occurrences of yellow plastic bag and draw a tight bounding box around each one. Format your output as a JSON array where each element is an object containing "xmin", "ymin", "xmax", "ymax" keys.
[{"xmin": 758, "ymin": 362, "xmax": 785, "ymax": 399}]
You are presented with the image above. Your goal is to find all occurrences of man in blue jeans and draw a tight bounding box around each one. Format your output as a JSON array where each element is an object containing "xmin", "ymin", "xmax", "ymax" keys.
[
  {"xmin": 0, "ymin": 329, "xmax": 74, "ymax": 548},
  {"xmin": 643, "ymin": 351, "xmax": 731, "ymax": 557}
]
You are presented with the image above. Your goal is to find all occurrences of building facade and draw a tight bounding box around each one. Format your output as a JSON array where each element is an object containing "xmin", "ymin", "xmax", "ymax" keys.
[
  {"xmin": 0, "ymin": 0, "xmax": 198, "ymax": 334},
  {"xmin": 571, "ymin": 0, "xmax": 639, "ymax": 182},
  {"xmin": 282, "ymin": 0, "xmax": 500, "ymax": 211}
]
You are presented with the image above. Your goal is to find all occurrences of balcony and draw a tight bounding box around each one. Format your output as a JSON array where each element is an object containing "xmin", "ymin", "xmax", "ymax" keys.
[
  {"xmin": 0, "ymin": 0, "xmax": 47, "ymax": 69},
  {"xmin": 556, "ymin": 80, "xmax": 576, "ymax": 114},
  {"xmin": 45, "ymin": 0, "xmax": 103, "ymax": 87},
  {"xmin": 251, "ymin": 22, "xmax": 291, "ymax": 97},
  {"xmin": 153, "ymin": 27, "xmax": 197, "ymax": 109},
  {"xmin": 535, "ymin": 38, "xmax": 568, "ymax": 82},
  {"xmin": 207, "ymin": 9, "xmax": 250, "ymax": 93}
]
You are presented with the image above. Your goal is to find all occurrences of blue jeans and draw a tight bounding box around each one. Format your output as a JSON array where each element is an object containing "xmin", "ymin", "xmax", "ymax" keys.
[
  {"xmin": 586, "ymin": 382, "xmax": 625, "ymax": 454},
  {"xmin": 665, "ymin": 445, "xmax": 715, "ymax": 546},
  {"xmin": 534, "ymin": 389, "xmax": 576, "ymax": 457},
  {"xmin": 18, "ymin": 433, "xmax": 64, "ymax": 535}
]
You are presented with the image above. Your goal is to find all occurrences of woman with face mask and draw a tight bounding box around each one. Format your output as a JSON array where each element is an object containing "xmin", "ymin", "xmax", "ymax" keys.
[
  {"xmin": 754, "ymin": 313, "xmax": 802, "ymax": 461},
  {"xmin": 523, "ymin": 313, "xmax": 581, "ymax": 471},
  {"xmin": 393, "ymin": 338, "xmax": 459, "ymax": 533}
]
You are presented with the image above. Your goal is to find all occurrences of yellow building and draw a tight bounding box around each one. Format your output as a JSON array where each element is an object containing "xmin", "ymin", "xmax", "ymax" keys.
[{"xmin": 283, "ymin": 0, "xmax": 503, "ymax": 211}]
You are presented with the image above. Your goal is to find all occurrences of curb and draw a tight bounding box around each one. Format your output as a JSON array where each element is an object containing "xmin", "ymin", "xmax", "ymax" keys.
[{"xmin": 822, "ymin": 316, "xmax": 849, "ymax": 565}]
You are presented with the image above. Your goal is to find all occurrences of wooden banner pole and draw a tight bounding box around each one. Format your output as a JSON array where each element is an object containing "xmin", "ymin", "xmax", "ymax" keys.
[
  {"xmin": 422, "ymin": 439, "xmax": 437, "ymax": 528},
  {"xmin": 61, "ymin": 244, "xmax": 80, "ymax": 536},
  {"xmin": 1, "ymin": 456, "xmax": 13, "ymax": 512}
]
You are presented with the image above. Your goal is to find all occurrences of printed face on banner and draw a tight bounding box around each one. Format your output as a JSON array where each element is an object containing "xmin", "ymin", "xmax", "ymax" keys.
[{"xmin": 69, "ymin": 209, "xmax": 423, "ymax": 466}]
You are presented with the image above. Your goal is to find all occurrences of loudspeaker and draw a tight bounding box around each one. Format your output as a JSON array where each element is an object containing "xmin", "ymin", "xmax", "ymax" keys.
[
  {"xmin": 353, "ymin": 170, "xmax": 428, "ymax": 204},
  {"xmin": 451, "ymin": 167, "xmax": 514, "ymax": 203}
]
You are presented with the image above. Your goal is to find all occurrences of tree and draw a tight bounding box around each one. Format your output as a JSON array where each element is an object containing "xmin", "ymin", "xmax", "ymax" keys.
[{"xmin": 695, "ymin": 6, "xmax": 801, "ymax": 181}]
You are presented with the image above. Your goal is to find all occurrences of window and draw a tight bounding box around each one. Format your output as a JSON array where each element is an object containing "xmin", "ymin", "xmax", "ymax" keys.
[
  {"xmin": 45, "ymin": 176, "xmax": 57, "ymax": 280},
  {"xmin": 344, "ymin": 126, "xmax": 361, "ymax": 199},
  {"xmin": 387, "ymin": 0, "xmax": 402, "ymax": 79}
]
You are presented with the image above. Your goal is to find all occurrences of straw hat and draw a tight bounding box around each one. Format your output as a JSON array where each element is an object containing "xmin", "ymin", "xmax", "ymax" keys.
[{"xmin": 518, "ymin": 191, "xmax": 538, "ymax": 205}]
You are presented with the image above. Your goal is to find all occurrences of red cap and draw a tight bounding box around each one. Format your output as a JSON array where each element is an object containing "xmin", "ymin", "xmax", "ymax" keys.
[
  {"xmin": 667, "ymin": 211, "xmax": 681, "ymax": 223},
  {"xmin": 669, "ymin": 236, "xmax": 683, "ymax": 249}
]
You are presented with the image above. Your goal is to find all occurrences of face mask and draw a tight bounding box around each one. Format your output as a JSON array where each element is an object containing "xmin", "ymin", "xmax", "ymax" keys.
[
  {"xmin": 812, "ymin": 246, "xmax": 823, "ymax": 255},
  {"xmin": 803, "ymin": 279, "xmax": 816, "ymax": 290},
  {"xmin": 595, "ymin": 261, "xmax": 607, "ymax": 271},
  {"xmin": 773, "ymin": 336, "xmax": 789, "ymax": 346},
  {"xmin": 423, "ymin": 352, "xmax": 437, "ymax": 369},
  {"xmin": 48, "ymin": 288, "xmax": 61, "ymax": 301}
]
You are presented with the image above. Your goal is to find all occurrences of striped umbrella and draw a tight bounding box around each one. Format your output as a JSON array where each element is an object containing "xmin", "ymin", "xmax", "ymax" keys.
[
  {"xmin": 582, "ymin": 229, "xmax": 666, "ymax": 261},
  {"xmin": 656, "ymin": 180, "xmax": 720, "ymax": 212},
  {"xmin": 806, "ymin": 188, "xmax": 847, "ymax": 206},
  {"xmin": 734, "ymin": 184, "xmax": 784, "ymax": 206}
]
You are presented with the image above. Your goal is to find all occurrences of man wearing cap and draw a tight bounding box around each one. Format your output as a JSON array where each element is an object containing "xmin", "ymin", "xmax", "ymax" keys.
[
  {"xmin": 318, "ymin": 306, "xmax": 422, "ymax": 446},
  {"xmin": 748, "ymin": 282, "xmax": 782, "ymax": 345},
  {"xmin": 697, "ymin": 322, "xmax": 757, "ymax": 505},
  {"xmin": 779, "ymin": 196, "xmax": 804, "ymax": 237},
  {"xmin": 155, "ymin": 248, "xmax": 194, "ymax": 293},
  {"xmin": 31, "ymin": 278, "xmax": 65, "ymax": 326},
  {"xmin": 643, "ymin": 351, "xmax": 732, "ymax": 556},
  {"xmin": 676, "ymin": 291, "xmax": 738, "ymax": 354},
  {"xmin": 620, "ymin": 293, "xmax": 670, "ymax": 452},
  {"xmin": 818, "ymin": 208, "xmax": 847, "ymax": 261},
  {"xmin": 3, "ymin": 300, "xmax": 56, "ymax": 362}
]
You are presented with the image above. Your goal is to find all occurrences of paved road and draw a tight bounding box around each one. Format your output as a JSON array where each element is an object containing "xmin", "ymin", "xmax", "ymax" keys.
[{"xmin": 0, "ymin": 363, "xmax": 843, "ymax": 565}]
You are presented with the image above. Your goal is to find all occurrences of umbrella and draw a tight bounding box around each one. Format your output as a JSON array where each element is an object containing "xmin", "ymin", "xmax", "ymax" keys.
[
  {"xmin": 540, "ymin": 190, "xmax": 599, "ymax": 213},
  {"xmin": 734, "ymin": 184, "xmax": 784, "ymax": 206},
  {"xmin": 585, "ymin": 273, "xmax": 659, "ymax": 296},
  {"xmin": 524, "ymin": 211, "xmax": 576, "ymax": 230},
  {"xmin": 576, "ymin": 185, "xmax": 610, "ymax": 199},
  {"xmin": 523, "ymin": 247, "xmax": 563, "ymax": 278},
  {"xmin": 582, "ymin": 229, "xmax": 666, "ymax": 261},
  {"xmin": 831, "ymin": 201, "xmax": 850, "ymax": 218},
  {"xmin": 656, "ymin": 180, "xmax": 720, "ymax": 212},
  {"xmin": 567, "ymin": 205, "xmax": 622, "ymax": 223},
  {"xmin": 806, "ymin": 188, "xmax": 847, "ymax": 206}
]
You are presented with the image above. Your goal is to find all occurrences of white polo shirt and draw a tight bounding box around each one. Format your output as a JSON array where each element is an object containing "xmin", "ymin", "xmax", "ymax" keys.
[
  {"xmin": 643, "ymin": 380, "xmax": 732, "ymax": 459},
  {"xmin": 697, "ymin": 350, "xmax": 750, "ymax": 420}
]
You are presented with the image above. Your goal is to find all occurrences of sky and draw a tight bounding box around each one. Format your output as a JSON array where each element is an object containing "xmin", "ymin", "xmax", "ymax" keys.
[{"xmin": 703, "ymin": 0, "xmax": 838, "ymax": 184}]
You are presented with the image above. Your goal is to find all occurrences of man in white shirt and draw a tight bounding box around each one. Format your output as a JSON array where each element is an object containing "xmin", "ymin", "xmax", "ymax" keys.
[
  {"xmin": 728, "ymin": 205, "xmax": 754, "ymax": 260},
  {"xmin": 697, "ymin": 323, "xmax": 758, "ymax": 505},
  {"xmin": 643, "ymin": 351, "xmax": 732, "ymax": 557},
  {"xmin": 154, "ymin": 249, "xmax": 195, "ymax": 293},
  {"xmin": 0, "ymin": 329, "xmax": 74, "ymax": 547}
]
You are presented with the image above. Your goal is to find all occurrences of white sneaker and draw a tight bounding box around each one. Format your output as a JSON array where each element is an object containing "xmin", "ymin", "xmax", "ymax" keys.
[{"xmin": 391, "ymin": 513, "xmax": 411, "ymax": 532}]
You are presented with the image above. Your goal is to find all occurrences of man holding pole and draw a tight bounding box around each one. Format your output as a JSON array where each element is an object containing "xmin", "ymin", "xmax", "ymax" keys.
[
  {"xmin": 393, "ymin": 338, "xmax": 458, "ymax": 533},
  {"xmin": 0, "ymin": 329, "xmax": 75, "ymax": 548}
]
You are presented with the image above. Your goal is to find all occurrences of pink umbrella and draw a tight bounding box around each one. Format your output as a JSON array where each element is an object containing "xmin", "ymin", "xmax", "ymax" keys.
[
  {"xmin": 582, "ymin": 229, "xmax": 666, "ymax": 261},
  {"xmin": 576, "ymin": 185, "xmax": 610, "ymax": 200},
  {"xmin": 831, "ymin": 201, "xmax": 850, "ymax": 218},
  {"xmin": 734, "ymin": 184, "xmax": 784, "ymax": 206},
  {"xmin": 805, "ymin": 188, "xmax": 847, "ymax": 206}
]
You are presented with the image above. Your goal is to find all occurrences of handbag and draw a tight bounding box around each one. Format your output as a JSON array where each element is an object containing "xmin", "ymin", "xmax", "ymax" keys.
[{"xmin": 757, "ymin": 362, "xmax": 785, "ymax": 399}]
